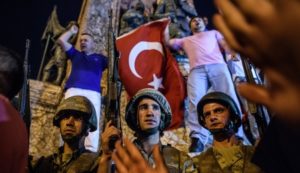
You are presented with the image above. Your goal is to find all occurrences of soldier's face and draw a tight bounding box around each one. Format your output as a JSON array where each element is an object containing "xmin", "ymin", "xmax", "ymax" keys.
[
  {"xmin": 80, "ymin": 34, "xmax": 94, "ymax": 54},
  {"xmin": 137, "ymin": 98, "xmax": 161, "ymax": 131},
  {"xmin": 203, "ymin": 103, "xmax": 230, "ymax": 130},
  {"xmin": 60, "ymin": 114, "xmax": 84, "ymax": 140}
]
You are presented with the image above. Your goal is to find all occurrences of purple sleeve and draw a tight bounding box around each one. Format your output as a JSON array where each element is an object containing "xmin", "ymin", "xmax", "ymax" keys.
[
  {"xmin": 66, "ymin": 46, "xmax": 80, "ymax": 60},
  {"xmin": 215, "ymin": 30, "xmax": 224, "ymax": 41},
  {"xmin": 169, "ymin": 38, "xmax": 184, "ymax": 50}
]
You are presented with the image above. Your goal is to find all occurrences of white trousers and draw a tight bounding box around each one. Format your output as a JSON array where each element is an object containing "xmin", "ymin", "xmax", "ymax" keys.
[{"xmin": 64, "ymin": 88, "xmax": 101, "ymax": 152}]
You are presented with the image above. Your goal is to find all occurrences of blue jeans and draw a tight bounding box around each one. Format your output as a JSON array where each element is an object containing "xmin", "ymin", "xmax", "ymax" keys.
[{"xmin": 186, "ymin": 63, "xmax": 244, "ymax": 144}]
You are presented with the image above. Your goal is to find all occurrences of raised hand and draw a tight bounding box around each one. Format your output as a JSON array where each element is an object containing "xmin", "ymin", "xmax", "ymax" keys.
[
  {"xmin": 101, "ymin": 120, "xmax": 121, "ymax": 155},
  {"xmin": 112, "ymin": 138, "xmax": 168, "ymax": 173},
  {"xmin": 213, "ymin": 0, "xmax": 300, "ymax": 84},
  {"xmin": 69, "ymin": 25, "xmax": 79, "ymax": 35},
  {"xmin": 213, "ymin": 0, "xmax": 300, "ymax": 120}
]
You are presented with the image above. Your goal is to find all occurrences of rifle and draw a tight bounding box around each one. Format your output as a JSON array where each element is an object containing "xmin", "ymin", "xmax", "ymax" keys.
[
  {"xmin": 241, "ymin": 56, "xmax": 270, "ymax": 138},
  {"xmin": 105, "ymin": 9, "xmax": 122, "ymax": 151},
  {"xmin": 18, "ymin": 39, "xmax": 31, "ymax": 134}
]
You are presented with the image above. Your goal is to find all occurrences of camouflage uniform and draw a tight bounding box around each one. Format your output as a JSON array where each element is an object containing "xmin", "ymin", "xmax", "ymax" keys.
[
  {"xmin": 183, "ymin": 143, "xmax": 263, "ymax": 173},
  {"xmin": 32, "ymin": 96, "xmax": 99, "ymax": 173},
  {"xmin": 126, "ymin": 89, "xmax": 191, "ymax": 173},
  {"xmin": 32, "ymin": 147, "xmax": 98, "ymax": 173},
  {"xmin": 182, "ymin": 92, "xmax": 263, "ymax": 173},
  {"xmin": 133, "ymin": 139, "xmax": 190, "ymax": 173}
]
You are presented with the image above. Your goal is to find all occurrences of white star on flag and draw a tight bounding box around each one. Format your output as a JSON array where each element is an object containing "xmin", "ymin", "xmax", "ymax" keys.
[{"xmin": 148, "ymin": 74, "xmax": 164, "ymax": 90}]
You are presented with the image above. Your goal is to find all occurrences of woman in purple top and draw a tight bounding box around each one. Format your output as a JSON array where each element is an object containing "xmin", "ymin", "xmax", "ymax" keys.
[{"xmin": 58, "ymin": 24, "xmax": 108, "ymax": 152}]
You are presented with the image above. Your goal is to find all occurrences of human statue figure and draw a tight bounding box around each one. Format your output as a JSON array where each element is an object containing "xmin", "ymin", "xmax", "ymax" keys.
[
  {"xmin": 173, "ymin": 0, "xmax": 198, "ymax": 38},
  {"xmin": 42, "ymin": 21, "xmax": 78, "ymax": 85},
  {"xmin": 150, "ymin": 0, "xmax": 176, "ymax": 21},
  {"xmin": 119, "ymin": 0, "xmax": 148, "ymax": 36}
]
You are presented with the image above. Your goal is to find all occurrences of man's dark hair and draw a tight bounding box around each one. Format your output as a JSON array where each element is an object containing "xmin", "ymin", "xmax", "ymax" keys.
[
  {"xmin": 189, "ymin": 16, "xmax": 208, "ymax": 28},
  {"xmin": 81, "ymin": 32, "xmax": 94, "ymax": 40},
  {"xmin": 0, "ymin": 45, "xmax": 24, "ymax": 99}
]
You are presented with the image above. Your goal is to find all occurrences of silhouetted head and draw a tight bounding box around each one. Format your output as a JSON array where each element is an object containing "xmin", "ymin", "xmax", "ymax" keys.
[{"xmin": 0, "ymin": 45, "xmax": 24, "ymax": 99}]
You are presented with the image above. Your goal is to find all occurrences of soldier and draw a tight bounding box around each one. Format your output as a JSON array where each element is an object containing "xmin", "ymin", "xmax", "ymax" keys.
[
  {"xmin": 184, "ymin": 92, "xmax": 262, "ymax": 173},
  {"xmin": 33, "ymin": 96, "xmax": 99, "ymax": 173},
  {"xmin": 111, "ymin": 92, "xmax": 262, "ymax": 173},
  {"xmin": 214, "ymin": 1, "xmax": 300, "ymax": 172},
  {"xmin": 165, "ymin": 16, "xmax": 247, "ymax": 153},
  {"xmin": 58, "ymin": 24, "xmax": 108, "ymax": 152},
  {"xmin": 98, "ymin": 88, "xmax": 188, "ymax": 173}
]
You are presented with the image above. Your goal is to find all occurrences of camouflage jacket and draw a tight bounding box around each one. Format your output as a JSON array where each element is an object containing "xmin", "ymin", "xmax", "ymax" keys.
[
  {"xmin": 133, "ymin": 139, "xmax": 190, "ymax": 173},
  {"xmin": 184, "ymin": 145, "xmax": 263, "ymax": 173},
  {"xmin": 32, "ymin": 147, "xmax": 98, "ymax": 173}
]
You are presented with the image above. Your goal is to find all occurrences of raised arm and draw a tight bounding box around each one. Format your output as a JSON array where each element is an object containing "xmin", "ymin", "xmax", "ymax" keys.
[
  {"xmin": 57, "ymin": 24, "xmax": 78, "ymax": 51},
  {"xmin": 112, "ymin": 138, "xmax": 168, "ymax": 173},
  {"xmin": 163, "ymin": 22, "xmax": 182, "ymax": 51},
  {"xmin": 97, "ymin": 121, "xmax": 121, "ymax": 173}
]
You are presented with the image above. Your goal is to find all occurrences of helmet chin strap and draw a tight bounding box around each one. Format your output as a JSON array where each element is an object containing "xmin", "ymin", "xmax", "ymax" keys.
[
  {"xmin": 62, "ymin": 134, "xmax": 84, "ymax": 147},
  {"xmin": 209, "ymin": 121, "xmax": 235, "ymax": 136},
  {"xmin": 137, "ymin": 126, "xmax": 160, "ymax": 137}
]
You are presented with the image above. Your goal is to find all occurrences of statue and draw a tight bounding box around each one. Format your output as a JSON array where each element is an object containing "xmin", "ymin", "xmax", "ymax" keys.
[
  {"xmin": 40, "ymin": 7, "xmax": 77, "ymax": 85},
  {"xmin": 119, "ymin": 0, "xmax": 147, "ymax": 35},
  {"xmin": 173, "ymin": 0, "xmax": 198, "ymax": 38}
]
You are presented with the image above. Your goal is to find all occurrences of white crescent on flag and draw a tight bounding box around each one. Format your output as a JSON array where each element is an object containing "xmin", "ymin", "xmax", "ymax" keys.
[{"xmin": 128, "ymin": 41, "xmax": 164, "ymax": 79}]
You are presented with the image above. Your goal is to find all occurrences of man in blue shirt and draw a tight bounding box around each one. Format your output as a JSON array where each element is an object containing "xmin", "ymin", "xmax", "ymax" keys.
[{"xmin": 58, "ymin": 24, "xmax": 108, "ymax": 152}]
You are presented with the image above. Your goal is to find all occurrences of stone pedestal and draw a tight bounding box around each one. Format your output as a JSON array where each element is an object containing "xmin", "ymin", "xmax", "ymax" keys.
[{"xmin": 29, "ymin": 80, "xmax": 63, "ymax": 161}]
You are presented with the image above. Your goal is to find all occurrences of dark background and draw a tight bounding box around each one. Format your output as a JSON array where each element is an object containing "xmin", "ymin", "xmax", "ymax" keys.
[
  {"xmin": 0, "ymin": 0, "xmax": 82, "ymax": 78},
  {"xmin": 0, "ymin": 0, "xmax": 216, "ymax": 79},
  {"xmin": 193, "ymin": 0, "xmax": 218, "ymax": 29}
]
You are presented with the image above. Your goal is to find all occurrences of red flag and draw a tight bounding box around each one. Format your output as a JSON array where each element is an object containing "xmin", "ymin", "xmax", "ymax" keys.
[{"xmin": 116, "ymin": 19, "xmax": 186, "ymax": 129}]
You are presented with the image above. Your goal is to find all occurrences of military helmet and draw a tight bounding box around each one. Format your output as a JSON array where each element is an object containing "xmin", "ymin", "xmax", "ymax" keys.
[
  {"xmin": 54, "ymin": 96, "xmax": 97, "ymax": 132},
  {"xmin": 197, "ymin": 92, "xmax": 241, "ymax": 132},
  {"xmin": 125, "ymin": 88, "xmax": 172, "ymax": 132}
]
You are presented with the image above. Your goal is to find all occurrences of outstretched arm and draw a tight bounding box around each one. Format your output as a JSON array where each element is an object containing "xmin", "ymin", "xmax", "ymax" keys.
[
  {"xmin": 163, "ymin": 22, "xmax": 182, "ymax": 51},
  {"xmin": 112, "ymin": 138, "xmax": 168, "ymax": 173},
  {"xmin": 57, "ymin": 24, "xmax": 78, "ymax": 51}
]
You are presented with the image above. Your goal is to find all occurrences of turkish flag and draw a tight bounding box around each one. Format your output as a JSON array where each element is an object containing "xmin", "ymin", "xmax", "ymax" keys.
[{"xmin": 116, "ymin": 19, "xmax": 186, "ymax": 129}]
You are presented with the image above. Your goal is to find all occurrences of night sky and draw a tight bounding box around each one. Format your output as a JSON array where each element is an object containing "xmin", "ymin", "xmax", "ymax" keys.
[
  {"xmin": 0, "ymin": 0, "xmax": 82, "ymax": 78},
  {"xmin": 0, "ymin": 0, "xmax": 216, "ymax": 78},
  {"xmin": 193, "ymin": 0, "xmax": 218, "ymax": 29}
]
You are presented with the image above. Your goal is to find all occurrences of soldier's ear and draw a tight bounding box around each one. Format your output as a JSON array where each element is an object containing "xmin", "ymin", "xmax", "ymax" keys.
[
  {"xmin": 84, "ymin": 129, "xmax": 90, "ymax": 137},
  {"xmin": 82, "ymin": 124, "xmax": 90, "ymax": 136}
]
